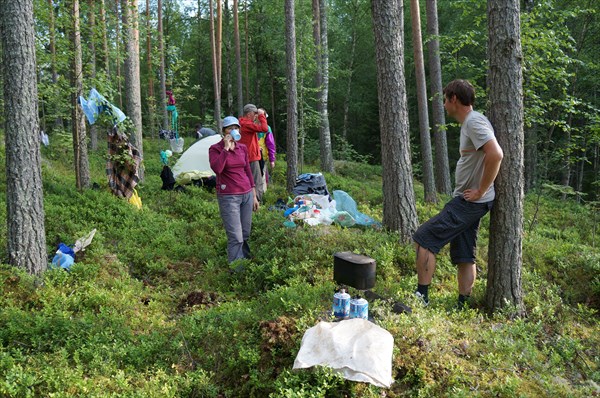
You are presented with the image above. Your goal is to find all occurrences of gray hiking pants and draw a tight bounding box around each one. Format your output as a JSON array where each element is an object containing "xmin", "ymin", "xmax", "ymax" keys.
[
  {"xmin": 217, "ymin": 191, "xmax": 254, "ymax": 263},
  {"xmin": 250, "ymin": 160, "xmax": 263, "ymax": 202}
]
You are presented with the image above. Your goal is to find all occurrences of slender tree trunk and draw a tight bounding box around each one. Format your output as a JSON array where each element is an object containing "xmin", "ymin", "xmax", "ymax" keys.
[
  {"xmin": 371, "ymin": 0, "xmax": 418, "ymax": 240},
  {"xmin": 121, "ymin": 0, "xmax": 144, "ymax": 180},
  {"xmin": 47, "ymin": 0, "xmax": 64, "ymax": 130},
  {"xmin": 217, "ymin": 0, "xmax": 222, "ymax": 90},
  {"xmin": 88, "ymin": 0, "xmax": 98, "ymax": 150},
  {"xmin": 426, "ymin": 0, "xmax": 452, "ymax": 195},
  {"xmin": 342, "ymin": 17, "xmax": 358, "ymax": 140},
  {"xmin": 299, "ymin": 76, "xmax": 305, "ymax": 172},
  {"xmin": 71, "ymin": 0, "xmax": 91, "ymax": 190},
  {"xmin": 268, "ymin": 56, "xmax": 276, "ymax": 134},
  {"xmin": 224, "ymin": 0, "xmax": 233, "ymax": 114},
  {"xmin": 233, "ymin": 0, "xmax": 243, "ymax": 116},
  {"xmin": 100, "ymin": 0, "xmax": 109, "ymax": 75},
  {"xmin": 209, "ymin": 0, "xmax": 222, "ymax": 130},
  {"xmin": 146, "ymin": 0, "xmax": 155, "ymax": 131},
  {"xmin": 410, "ymin": 0, "xmax": 436, "ymax": 202},
  {"xmin": 244, "ymin": 0, "xmax": 249, "ymax": 102},
  {"xmin": 524, "ymin": 126, "xmax": 537, "ymax": 192},
  {"xmin": 115, "ymin": 0, "xmax": 123, "ymax": 109},
  {"xmin": 318, "ymin": 0, "xmax": 334, "ymax": 173},
  {"xmin": 285, "ymin": 0, "xmax": 299, "ymax": 193},
  {"xmin": 158, "ymin": 0, "xmax": 168, "ymax": 129},
  {"xmin": 486, "ymin": 0, "xmax": 525, "ymax": 315},
  {"xmin": 254, "ymin": 47, "xmax": 260, "ymax": 101},
  {"xmin": 1, "ymin": 0, "xmax": 48, "ymax": 275}
]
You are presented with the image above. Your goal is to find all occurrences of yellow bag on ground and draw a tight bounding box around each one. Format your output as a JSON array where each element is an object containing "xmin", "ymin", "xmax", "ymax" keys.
[{"xmin": 129, "ymin": 189, "xmax": 142, "ymax": 209}]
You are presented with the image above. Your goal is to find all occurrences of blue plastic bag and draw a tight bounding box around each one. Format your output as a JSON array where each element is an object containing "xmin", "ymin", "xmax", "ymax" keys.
[
  {"xmin": 52, "ymin": 252, "xmax": 75, "ymax": 270},
  {"xmin": 57, "ymin": 243, "xmax": 75, "ymax": 258},
  {"xmin": 333, "ymin": 190, "xmax": 380, "ymax": 227}
]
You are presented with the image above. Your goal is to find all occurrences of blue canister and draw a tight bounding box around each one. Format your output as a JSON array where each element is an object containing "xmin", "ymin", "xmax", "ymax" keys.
[
  {"xmin": 332, "ymin": 289, "xmax": 351, "ymax": 319},
  {"xmin": 349, "ymin": 297, "xmax": 369, "ymax": 319}
]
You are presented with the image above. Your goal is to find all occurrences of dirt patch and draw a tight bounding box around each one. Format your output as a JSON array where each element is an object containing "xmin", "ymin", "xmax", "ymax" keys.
[{"xmin": 177, "ymin": 290, "xmax": 221, "ymax": 312}]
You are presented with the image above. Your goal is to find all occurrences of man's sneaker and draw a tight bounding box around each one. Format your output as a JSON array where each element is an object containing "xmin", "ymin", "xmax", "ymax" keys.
[{"xmin": 415, "ymin": 291, "xmax": 429, "ymax": 307}]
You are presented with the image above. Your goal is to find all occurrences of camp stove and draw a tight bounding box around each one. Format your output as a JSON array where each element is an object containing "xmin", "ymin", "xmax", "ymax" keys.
[{"xmin": 332, "ymin": 252, "xmax": 376, "ymax": 320}]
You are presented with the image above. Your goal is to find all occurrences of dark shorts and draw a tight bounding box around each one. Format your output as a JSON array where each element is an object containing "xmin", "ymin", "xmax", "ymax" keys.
[{"xmin": 413, "ymin": 196, "xmax": 493, "ymax": 264}]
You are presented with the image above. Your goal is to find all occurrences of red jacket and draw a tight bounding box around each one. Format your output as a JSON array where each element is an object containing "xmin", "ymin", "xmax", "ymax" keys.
[
  {"xmin": 239, "ymin": 114, "xmax": 268, "ymax": 162},
  {"xmin": 209, "ymin": 140, "xmax": 254, "ymax": 195}
]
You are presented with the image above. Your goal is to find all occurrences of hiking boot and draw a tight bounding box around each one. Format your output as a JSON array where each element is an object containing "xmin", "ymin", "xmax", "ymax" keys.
[
  {"xmin": 453, "ymin": 300, "xmax": 470, "ymax": 312},
  {"xmin": 414, "ymin": 291, "xmax": 429, "ymax": 307}
]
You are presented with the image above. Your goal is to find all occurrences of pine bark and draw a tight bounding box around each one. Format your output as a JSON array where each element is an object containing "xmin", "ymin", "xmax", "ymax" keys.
[
  {"xmin": 410, "ymin": 0, "xmax": 436, "ymax": 203},
  {"xmin": 209, "ymin": 0, "xmax": 222, "ymax": 130},
  {"xmin": 1, "ymin": 0, "xmax": 48, "ymax": 275},
  {"xmin": 146, "ymin": 0, "xmax": 155, "ymax": 131},
  {"xmin": 121, "ymin": 0, "xmax": 144, "ymax": 180},
  {"xmin": 233, "ymin": 0, "xmax": 243, "ymax": 116},
  {"xmin": 158, "ymin": 0, "xmax": 168, "ymax": 129},
  {"xmin": 425, "ymin": 0, "xmax": 452, "ymax": 195},
  {"xmin": 371, "ymin": 0, "xmax": 418, "ymax": 240},
  {"xmin": 100, "ymin": 0, "xmax": 109, "ymax": 74},
  {"xmin": 115, "ymin": 0, "xmax": 123, "ymax": 109},
  {"xmin": 71, "ymin": 0, "xmax": 91, "ymax": 190},
  {"xmin": 285, "ymin": 0, "xmax": 299, "ymax": 193},
  {"xmin": 486, "ymin": 0, "xmax": 525, "ymax": 315},
  {"xmin": 88, "ymin": 0, "xmax": 98, "ymax": 151},
  {"xmin": 47, "ymin": 0, "xmax": 64, "ymax": 130}
]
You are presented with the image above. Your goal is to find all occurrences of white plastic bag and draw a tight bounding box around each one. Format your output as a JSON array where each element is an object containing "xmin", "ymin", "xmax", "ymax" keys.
[
  {"xmin": 293, "ymin": 318, "xmax": 394, "ymax": 388},
  {"xmin": 170, "ymin": 137, "xmax": 184, "ymax": 153}
]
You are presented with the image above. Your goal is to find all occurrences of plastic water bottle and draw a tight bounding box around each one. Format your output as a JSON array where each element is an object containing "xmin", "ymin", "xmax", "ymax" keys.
[
  {"xmin": 349, "ymin": 297, "xmax": 368, "ymax": 319},
  {"xmin": 332, "ymin": 289, "xmax": 351, "ymax": 319}
]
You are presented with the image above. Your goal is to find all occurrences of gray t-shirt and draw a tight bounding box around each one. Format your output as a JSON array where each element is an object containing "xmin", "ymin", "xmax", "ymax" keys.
[
  {"xmin": 197, "ymin": 127, "xmax": 217, "ymax": 139},
  {"xmin": 453, "ymin": 110, "xmax": 496, "ymax": 203}
]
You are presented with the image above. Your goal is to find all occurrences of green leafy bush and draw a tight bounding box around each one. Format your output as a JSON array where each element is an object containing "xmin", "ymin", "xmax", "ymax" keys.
[{"xmin": 0, "ymin": 135, "xmax": 597, "ymax": 397}]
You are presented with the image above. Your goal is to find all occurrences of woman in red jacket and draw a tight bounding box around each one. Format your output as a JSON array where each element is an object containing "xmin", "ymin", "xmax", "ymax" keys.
[{"xmin": 209, "ymin": 116, "xmax": 260, "ymax": 263}]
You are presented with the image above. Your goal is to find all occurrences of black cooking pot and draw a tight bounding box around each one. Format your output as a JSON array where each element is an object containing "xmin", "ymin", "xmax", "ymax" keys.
[{"xmin": 333, "ymin": 252, "xmax": 376, "ymax": 290}]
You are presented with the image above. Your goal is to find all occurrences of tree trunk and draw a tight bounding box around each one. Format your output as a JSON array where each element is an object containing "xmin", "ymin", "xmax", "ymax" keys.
[
  {"xmin": 100, "ymin": 0, "xmax": 109, "ymax": 75},
  {"xmin": 318, "ymin": 0, "xmax": 334, "ymax": 173},
  {"xmin": 158, "ymin": 0, "xmax": 169, "ymax": 129},
  {"xmin": 410, "ymin": 0, "xmax": 436, "ymax": 202},
  {"xmin": 1, "ymin": 0, "xmax": 48, "ymax": 275},
  {"xmin": 425, "ymin": 0, "xmax": 452, "ymax": 195},
  {"xmin": 299, "ymin": 75, "xmax": 305, "ymax": 172},
  {"xmin": 121, "ymin": 0, "xmax": 144, "ymax": 181},
  {"xmin": 87, "ymin": 0, "xmax": 98, "ymax": 151},
  {"xmin": 244, "ymin": 0, "xmax": 249, "ymax": 102},
  {"xmin": 342, "ymin": 9, "xmax": 358, "ymax": 141},
  {"xmin": 71, "ymin": 0, "xmax": 91, "ymax": 190},
  {"xmin": 486, "ymin": 0, "xmax": 525, "ymax": 315},
  {"xmin": 115, "ymin": 0, "xmax": 123, "ymax": 109},
  {"xmin": 233, "ymin": 0, "xmax": 243, "ymax": 116},
  {"xmin": 146, "ymin": 0, "xmax": 155, "ymax": 132},
  {"xmin": 524, "ymin": 126, "xmax": 537, "ymax": 192},
  {"xmin": 224, "ymin": 0, "xmax": 233, "ymax": 114},
  {"xmin": 371, "ymin": 0, "xmax": 418, "ymax": 241},
  {"xmin": 209, "ymin": 0, "xmax": 222, "ymax": 130},
  {"xmin": 268, "ymin": 56, "xmax": 276, "ymax": 135},
  {"xmin": 47, "ymin": 0, "xmax": 64, "ymax": 130},
  {"xmin": 285, "ymin": 0, "xmax": 299, "ymax": 193}
]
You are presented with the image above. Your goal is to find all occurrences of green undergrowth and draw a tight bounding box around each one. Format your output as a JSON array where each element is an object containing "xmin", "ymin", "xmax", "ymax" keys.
[{"xmin": 0, "ymin": 135, "xmax": 598, "ymax": 397}]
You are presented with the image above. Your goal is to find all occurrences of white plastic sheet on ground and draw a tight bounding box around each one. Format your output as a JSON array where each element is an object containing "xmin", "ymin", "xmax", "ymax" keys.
[{"xmin": 293, "ymin": 318, "xmax": 394, "ymax": 388}]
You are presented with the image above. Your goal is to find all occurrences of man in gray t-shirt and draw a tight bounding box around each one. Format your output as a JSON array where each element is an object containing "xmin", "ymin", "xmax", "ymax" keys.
[
  {"xmin": 196, "ymin": 123, "xmax": 217, "ymax": 139},
  {"xmin": 412, "ymin": 79, "xmax": 504, "ymax": 309}
]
